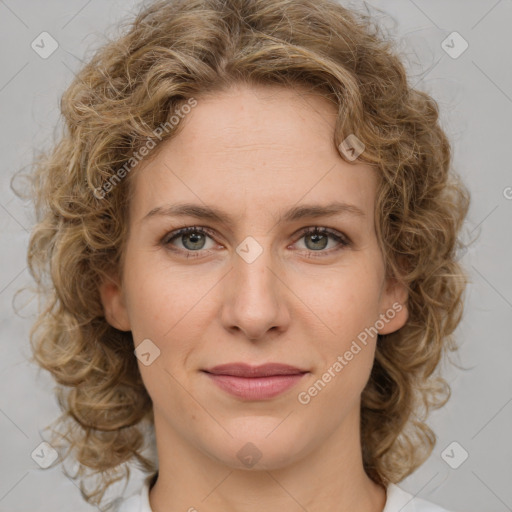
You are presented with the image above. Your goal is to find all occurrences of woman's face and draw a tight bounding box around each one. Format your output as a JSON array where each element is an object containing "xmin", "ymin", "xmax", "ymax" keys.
[{"xmin": 100, "ymin": 83, "xmax": 408, "ymax": 470}]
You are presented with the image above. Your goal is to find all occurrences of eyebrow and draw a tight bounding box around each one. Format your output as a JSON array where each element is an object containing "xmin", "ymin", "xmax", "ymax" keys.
[{"xmin": 141, "ymin": 201, "xmax": 366, "ymax": 227}]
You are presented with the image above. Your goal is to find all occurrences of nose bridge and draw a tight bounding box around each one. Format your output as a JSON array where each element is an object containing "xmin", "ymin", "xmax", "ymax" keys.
[{"xmin": 221, "ymin": 237, "xmax": 288, "ymax": 339}]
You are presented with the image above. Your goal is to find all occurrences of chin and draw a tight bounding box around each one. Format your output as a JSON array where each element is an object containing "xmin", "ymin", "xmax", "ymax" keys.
[{"xmin": 200, "ymin": 421, "xmax": 312, "ymax": 471}]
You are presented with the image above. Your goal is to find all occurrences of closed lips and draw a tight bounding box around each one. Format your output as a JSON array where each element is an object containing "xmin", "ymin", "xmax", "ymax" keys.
[
  {"xmin": 202, "ymin": 363, "xmax": 309, "ymax": 400},
  {"xmin": 202, "ymin": 363, "xmax": 308, "ymax": 377}
]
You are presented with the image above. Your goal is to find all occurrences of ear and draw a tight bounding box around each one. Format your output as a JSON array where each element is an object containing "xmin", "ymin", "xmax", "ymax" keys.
[
  {"xmin": 98, "ymin": 274, "xmax": 131, "ymax": 332},
  {"xmin": 377, "ymin": 276, "xmax": 409, "ymax": 335}
]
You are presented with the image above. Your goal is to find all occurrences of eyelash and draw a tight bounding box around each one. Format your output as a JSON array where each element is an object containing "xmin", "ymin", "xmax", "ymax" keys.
[{"xmin": 161, "ymin": 225, "xmax": 351, "ymax": 259}]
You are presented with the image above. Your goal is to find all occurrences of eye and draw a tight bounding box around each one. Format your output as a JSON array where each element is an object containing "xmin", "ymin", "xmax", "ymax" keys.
[
  {"xmin": 161, "ymin": 225, "xmax": 351, "ymax": 259},
  {"xmin": 162, "ymin": 226, "xmax": 217, "ymax": 256},
  {"xmin": 292, "ymin": 227, "xmax": 350, "ymax": 256}
]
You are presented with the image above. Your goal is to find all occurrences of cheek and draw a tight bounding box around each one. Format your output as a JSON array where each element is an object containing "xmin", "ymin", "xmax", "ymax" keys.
[
  {"xmin": 298, "ymin": 268, "xmax": 382, "ymax": 406},
  {"xmin": 123, "ymin": 251, "xmax": 194, "ymax": 337},
  {"xmin": 296, "ymin": 264, "xmax": 383, "ymax": 400},
  {"xmin": 301, "ymin": 263, "xmax": 383, "ymax": 338},
  {"xmin": 123, "ymin": 255, "xmax": 215, "ymax": 373},
  {"xmin": 125, "ymin": 265, "xmax": 204, "ymax": 411}
]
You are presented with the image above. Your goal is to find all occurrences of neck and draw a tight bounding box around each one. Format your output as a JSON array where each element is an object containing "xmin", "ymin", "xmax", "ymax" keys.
[{"xmin": 148, "ymin": 407, "xmax": 387, "ymax": 512}]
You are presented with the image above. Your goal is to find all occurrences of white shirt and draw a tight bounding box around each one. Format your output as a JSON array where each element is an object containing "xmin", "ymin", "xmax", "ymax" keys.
[{"xmin": 115, "ymin": 473, "xmax": 454, "ymax": 512}]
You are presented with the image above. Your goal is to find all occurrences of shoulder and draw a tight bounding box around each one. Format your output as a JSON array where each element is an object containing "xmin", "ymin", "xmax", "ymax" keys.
[
  {"xmin": 115, "ymin": 493, "xmax": 142, "ymax": 512},
  {"xmin": 114, "ymin": 477, "xmax": 455, "ymax": 512},
  {"xmin": 115, "ymin": 473, "xmax": 156, "ymax": 512},
  {"xmin": 384, "ymin": 483, "xmax": 455, "ymax": 512}
]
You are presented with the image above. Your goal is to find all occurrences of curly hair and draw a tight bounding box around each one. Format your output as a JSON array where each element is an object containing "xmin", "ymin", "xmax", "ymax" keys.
[{"xmin": 24, "ymin": 0, "xmax": 471, "ymax": 508}]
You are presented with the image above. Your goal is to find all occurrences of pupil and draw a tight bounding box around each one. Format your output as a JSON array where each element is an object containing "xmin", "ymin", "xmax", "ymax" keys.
[
  {"xmin": 307, "ymin": 233, "xmax": 327, "ymax": 250},
  {"xmin": 185, "ymin": 232, "xmax": 205, "ymax": 250}
]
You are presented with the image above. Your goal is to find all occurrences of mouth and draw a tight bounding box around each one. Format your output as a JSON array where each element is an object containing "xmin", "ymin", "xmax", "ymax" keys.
[{"xmin": 201, "ymin": 363, "xmax": 309, "ymax": 400}]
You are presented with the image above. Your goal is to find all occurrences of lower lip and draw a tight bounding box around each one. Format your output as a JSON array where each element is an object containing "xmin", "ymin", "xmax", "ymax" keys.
[{"xmin": 203, "ymin": 372, "xmax": 307, "ymax": 400}]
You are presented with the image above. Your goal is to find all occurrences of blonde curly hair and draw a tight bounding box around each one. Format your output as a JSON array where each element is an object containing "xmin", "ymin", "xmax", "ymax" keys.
[{"xmin": 25, "ymin": 0, "xmax": 471, "ymax": 508}]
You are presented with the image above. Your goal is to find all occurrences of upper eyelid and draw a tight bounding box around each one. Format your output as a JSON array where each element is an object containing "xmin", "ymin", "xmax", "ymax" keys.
[{"xmin": 163, "ymin": 226, "xmax": 218, "ymax": 243}]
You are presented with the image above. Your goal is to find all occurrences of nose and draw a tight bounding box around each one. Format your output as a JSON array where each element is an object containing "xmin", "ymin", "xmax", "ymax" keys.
[{"xmin": 220, "ymin": 244, "xmax": 291, "ymax": 341}]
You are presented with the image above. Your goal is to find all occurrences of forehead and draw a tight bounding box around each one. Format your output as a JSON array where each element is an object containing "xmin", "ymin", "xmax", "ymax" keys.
[
  {"xmin": 176, "ymin": 83, "xmax": 339, "ymax": 160},
  {"xmin": 129, "ymin": 83, "xmax": 377, "ymax": 226}
]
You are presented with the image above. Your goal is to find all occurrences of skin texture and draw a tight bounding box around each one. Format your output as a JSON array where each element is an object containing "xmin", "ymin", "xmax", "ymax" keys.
[{"xmin": 100, "ymin": 83, "xmax": 409, "ymax": 512}]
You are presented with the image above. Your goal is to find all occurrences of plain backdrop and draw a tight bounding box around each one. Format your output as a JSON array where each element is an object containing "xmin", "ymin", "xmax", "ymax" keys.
[{"xmin": 0, "ymin": 1, "xmax": 511, "ymax": 511}]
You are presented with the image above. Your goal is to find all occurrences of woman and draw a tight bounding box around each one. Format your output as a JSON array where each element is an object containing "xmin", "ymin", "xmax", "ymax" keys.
[{"xmin": 27, "ymin": 0, "xmax": 470, "ymax": 511}]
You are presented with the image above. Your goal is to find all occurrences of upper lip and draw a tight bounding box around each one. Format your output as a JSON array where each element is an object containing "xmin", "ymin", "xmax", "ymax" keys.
[{"xmin": 203, "ymin": 363, "xmax": 308, "ymax": 377}]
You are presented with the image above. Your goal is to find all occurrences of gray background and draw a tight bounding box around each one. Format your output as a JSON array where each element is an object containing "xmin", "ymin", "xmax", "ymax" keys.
[{"xmin": 0, "ymin": 0, "xmax": 511, "ymax": 510}]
